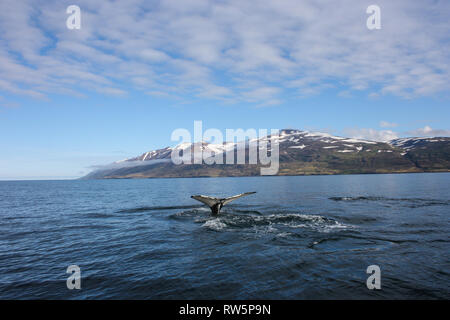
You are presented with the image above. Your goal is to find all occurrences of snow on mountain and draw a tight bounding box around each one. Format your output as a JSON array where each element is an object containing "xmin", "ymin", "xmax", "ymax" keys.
[
  {"xmin": 116, "ymin": 129, "xmax": 393, "ymax": 165},
  {"xmin": 110, "ymin": 130, "xmax": 449, "ymax": 168},
  {"xmin": 389, "ymin": 137, "xmax": 448, "ymax": 149}
]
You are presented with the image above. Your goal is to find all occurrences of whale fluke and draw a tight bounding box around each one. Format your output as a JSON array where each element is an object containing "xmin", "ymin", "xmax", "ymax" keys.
[{"xmin": 191, "ymin": 192, "xmax": 256, "ymax": 215}]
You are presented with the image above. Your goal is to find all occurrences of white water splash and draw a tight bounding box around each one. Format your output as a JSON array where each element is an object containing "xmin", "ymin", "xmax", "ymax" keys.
[{"xmin": 202, "ymin": 218, "xmax": 227, "ymax": 231}]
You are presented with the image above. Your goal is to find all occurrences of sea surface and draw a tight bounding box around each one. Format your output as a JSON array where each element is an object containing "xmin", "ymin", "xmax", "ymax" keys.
[{"xmin": 0, "ymin": 173, "xmax": 449, "ymax": 299}]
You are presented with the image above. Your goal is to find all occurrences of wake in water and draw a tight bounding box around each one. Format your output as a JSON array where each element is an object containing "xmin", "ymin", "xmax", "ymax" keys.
[
  {"xmin": 117, "ymin": 205, "xmax": 202, "ymax": 213},
  {"xmin": 329, "ymin": 196, "xmax": 450, "ymax": 208},
  {"xmin": 199, "ymin": 213, "xmax": 350, "ymax": 233},
  {"xmin": 167, "ymin": 205, "xmax": 351, "ymax": 236}
]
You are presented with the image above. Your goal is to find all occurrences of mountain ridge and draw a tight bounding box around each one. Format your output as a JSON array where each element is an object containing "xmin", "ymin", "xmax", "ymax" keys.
[{"xmin": 83, "ymin": 129, "xmax": 450, "ymax": 179}]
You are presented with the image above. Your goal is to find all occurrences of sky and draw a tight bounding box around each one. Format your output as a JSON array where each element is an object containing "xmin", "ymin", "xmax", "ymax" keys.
[{"xmin": 0, "ymin": 0, "xmax": 449, "ymax": 179}]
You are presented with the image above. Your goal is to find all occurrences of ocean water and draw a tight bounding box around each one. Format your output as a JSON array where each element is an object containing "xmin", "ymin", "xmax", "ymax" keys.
[{"xmin": 0, "ymin": 173, "xmax": 449, "ymax": 299}]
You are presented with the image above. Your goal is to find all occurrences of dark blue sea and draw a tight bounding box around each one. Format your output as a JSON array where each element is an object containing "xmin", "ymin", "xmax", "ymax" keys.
[{"xmin": 0, "ymin": 173, "xmax": 449, "ymax": 299}]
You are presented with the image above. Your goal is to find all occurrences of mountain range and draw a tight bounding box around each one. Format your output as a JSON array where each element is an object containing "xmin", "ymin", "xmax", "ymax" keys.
[{"xmin": 83, "ymin": 129, "xmax": 450, "ymax": 179}]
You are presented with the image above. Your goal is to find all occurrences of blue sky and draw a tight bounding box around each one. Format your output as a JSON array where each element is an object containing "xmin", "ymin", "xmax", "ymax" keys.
[{"xmin": 0, "ymin": 0, "xmax": 449, "ymax": 179}]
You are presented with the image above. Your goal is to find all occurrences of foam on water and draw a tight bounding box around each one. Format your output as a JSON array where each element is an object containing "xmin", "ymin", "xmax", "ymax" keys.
[
  {"xmin": 202, "ymin": 218, "xmax": 227, "ymax": 231},
  {"xmin": 199, "ymin": 212, "xmax": 351, "ymax": 234},
  {"xmin": 329, "ymin": 196, "xmax": 450, "ymax": 208}
]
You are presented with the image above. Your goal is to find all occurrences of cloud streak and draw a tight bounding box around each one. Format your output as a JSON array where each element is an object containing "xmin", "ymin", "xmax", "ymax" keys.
[
  {"xmin": 344, "ymin": 128, "xmax": 399, "ymax": 142},
  {"xmin": 345, "ymin": 125, "xmax": 450, "ymax": 141},
  {"xmin": 407, "ymin": 126, "xmax": 450, "ymax": 137},
  {"xmin": 379, "ymin": 121, "xmax": 398, "ymax": 128}
]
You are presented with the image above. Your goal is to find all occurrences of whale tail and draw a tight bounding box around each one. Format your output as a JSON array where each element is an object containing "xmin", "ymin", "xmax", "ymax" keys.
[{"xmin": 191, "ymin": 192, "xmax": 256, "ymax": 215}]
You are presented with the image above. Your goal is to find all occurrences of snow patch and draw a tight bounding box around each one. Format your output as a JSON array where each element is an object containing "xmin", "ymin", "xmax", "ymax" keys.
[
  {"xmin": 342, "ymin": 139, "xmax": 377, "ymax": 144},
  {"xmin": 289, "ymin": 144, "xmax": 306, "ymax": 149}
]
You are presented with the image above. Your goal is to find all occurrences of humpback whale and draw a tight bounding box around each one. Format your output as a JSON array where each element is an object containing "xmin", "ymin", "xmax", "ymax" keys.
[{"xmin": 191, "ymin": 192, "xmax": 256, "ymax": 215}]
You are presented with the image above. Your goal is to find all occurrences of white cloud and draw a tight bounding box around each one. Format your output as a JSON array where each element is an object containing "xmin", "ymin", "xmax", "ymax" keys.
[
  {"xmin": 242, "ymin": 87, "xmax": 281, "ymax": 102},
  {"xmin": 0, "ymin": 0, "xmax": 449, "ymax": 104},
  {"xmin": 344, "ymin": 128, "xmax": 399, "ymax": 142},
  {"xmin": 344, "ymin": 125, "xmax": 450, "ymax": 141},
  {"xmin": 89, "ymin": 159, "xmax": 171, "ymax": 171},
  {"xmin": 407, "ymin": 126, "xmax": 450, "ymax": 137},
  {"xmin": 379, "ymin": 121, "xmax": 398, "ymax": 128},
  {"xmin": 96, "ymin": 87, "xmax": 127, "ymax": 96}
]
